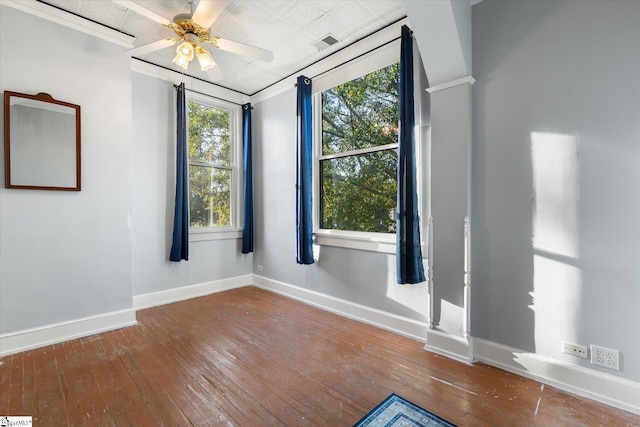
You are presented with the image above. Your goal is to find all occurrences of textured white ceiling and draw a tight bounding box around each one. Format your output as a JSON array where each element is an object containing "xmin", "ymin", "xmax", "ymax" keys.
[{"xmin": 42, "ymin": 0, "xmax": 407, "ymax": 94}]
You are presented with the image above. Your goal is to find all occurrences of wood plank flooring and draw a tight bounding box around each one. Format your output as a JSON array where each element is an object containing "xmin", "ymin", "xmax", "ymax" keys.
[{"xmin": 1, "ymin": 286, "xmax": 638, "ymax": 426}]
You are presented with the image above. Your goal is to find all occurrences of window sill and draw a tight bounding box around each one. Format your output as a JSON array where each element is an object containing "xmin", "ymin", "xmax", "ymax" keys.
[
  {"xmin": 189, "ymin": 228, "xmax": 242, "ymax": 242},
  {"xmin": 313, "ymin": 230, "xmax": 396, "ymax": 254}
]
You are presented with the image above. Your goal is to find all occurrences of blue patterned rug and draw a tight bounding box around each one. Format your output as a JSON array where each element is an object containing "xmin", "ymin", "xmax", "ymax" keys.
[{"xmin": 353, "ymin": 393, "xmax": 457, "ymax": 427}]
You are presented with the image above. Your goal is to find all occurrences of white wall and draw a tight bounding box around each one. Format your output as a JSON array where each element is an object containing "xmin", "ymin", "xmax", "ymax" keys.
[
  {"xmin": 130, "ymin": 72, "xmax": 252, "ymax": 296},
  {"xmin": 472, "ymin": 0, "xmax": 640, "ymax": 382},
  {"xmin": 0, "ymin": 6, "xmax": 133, "ymax": 333}
]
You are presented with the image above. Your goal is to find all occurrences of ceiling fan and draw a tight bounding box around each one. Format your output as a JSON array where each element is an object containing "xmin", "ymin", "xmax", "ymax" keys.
[{"xmin": 114, "ymin": 0, "xmax": 274, "ymax": 80}]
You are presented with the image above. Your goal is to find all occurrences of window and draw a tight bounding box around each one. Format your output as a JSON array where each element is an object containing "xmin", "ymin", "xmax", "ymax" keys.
[
  {"xmin": 187, "ymin": 96, "xmax": 241, "ymax": 238},
  {"xmin": 318, "ymin": 63, "xmax": 400, "ymax": 235}
]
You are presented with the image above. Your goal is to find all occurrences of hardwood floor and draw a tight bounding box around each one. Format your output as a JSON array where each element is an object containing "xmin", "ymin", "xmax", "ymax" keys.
[{"xmin": 1, "ymin": 286, "xmax": 638, "ymax": 426}]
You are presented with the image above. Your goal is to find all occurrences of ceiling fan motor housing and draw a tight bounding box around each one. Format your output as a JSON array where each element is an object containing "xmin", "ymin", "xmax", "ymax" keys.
[
  {"xmin": 169, "ymin": 18, "xmax": 212, "ymax": 44},
  {"xmin": 184, "ymin": 33, "xmax": 199, "ymax": 44}
]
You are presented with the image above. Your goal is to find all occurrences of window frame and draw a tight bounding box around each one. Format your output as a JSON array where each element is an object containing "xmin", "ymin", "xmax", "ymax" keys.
[
  {"xmin": 312, "ymin": 42, "xmax": 402, "ymax": 254},
  {"xmin": 186, "ymin": 92, "xmax": 243, "ymax": 241}
]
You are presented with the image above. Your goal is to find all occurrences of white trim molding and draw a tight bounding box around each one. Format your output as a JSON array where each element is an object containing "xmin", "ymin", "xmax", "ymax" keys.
[
  {"xmin": 426, "ymin": 76, "xmax": 476, "ymax": 94},
  {"xmin": 252, "ymin": 274, "xmax": 428, "ymax": 343},
  {"xmin": 189, "ymin": 229, "xmax": 242, "ymax": 242},
  {"xmin": 1, "ymin": 0, "xmax": 136, "ymax": 48},
  {"xmin": 463, "ymin": 216, "xmax": 471, "ymax": 339},
  {"xmin": 0, "ymin": 309, "xmax": 137, "ymax": 357},
  {"xmin": 425, "ymin": 328, "xmax": 473, "ymax": 365},
  {"xmin": 426, "ymin": 216, "xmax": 435, "ymax": 328},
  {"xmin": 473, "ymin": 337, "xmax": 640, "ymax": 415},
  {"xmin": 133, "ymin": 275, "xmax": 253, "ymax": 310},
  {"xmin": 313, "ymin": 230, "xmax": 396, "ymax": 254}
]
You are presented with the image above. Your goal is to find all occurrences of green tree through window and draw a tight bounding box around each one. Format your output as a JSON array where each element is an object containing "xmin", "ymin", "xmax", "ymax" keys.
[
  {"xmin": 320, "ymin": 62, "xmax": 399, "ymax": 233},
  {"xmin": 188, "ymin": 102, "xmax": 232, "ymax": 228}
]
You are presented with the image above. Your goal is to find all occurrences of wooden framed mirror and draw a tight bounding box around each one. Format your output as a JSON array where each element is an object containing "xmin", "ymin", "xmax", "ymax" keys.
[{"xmin": 4, "ymin": 91, "xmax": 81, "ymax": 191}]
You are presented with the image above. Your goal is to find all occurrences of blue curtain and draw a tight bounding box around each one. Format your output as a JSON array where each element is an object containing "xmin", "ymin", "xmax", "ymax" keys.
[
  {"xmin": 296, "ymin": 75, "xmax": 314, "ymax": 265},
  {"xmin": 241, "ymin": 103, "xmax": 254, "ymax": 254},
  {"xmin": 170, "ymin": 82, "xmax": 189, "ymax": 261},
  {"xmin": 397, "ymin": 25, "xmax": 425, "ymax": 284}
]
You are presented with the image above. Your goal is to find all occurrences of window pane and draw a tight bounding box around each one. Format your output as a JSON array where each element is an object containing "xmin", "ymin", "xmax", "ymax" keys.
[
  {"xmin": 322, "ymin": 63, "xmax": 399, "ymax": 156},
  {"xmin": 320, "ymin": 149, "xmax": 397, "ymax": 233},
  {"xmin": 188, "ymin": 102, "xmax": 230, "ymax": 166},
  {"xmin": 189, "ymin": 166, "xmax": 231, "ymax": 227}
]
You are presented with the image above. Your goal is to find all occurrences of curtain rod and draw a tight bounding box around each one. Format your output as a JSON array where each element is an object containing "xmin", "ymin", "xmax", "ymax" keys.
[
  {"xmin": 173, "ymin": 84, "xmax": 252, "ymax": 108},
  {"xmin": 293, "ymin": 36, "xmax": 401, "ymax": 87}
]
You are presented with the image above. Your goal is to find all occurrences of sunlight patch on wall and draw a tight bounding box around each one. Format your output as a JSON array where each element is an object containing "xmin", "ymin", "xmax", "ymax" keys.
[
  {"xmin": 530, "ymin": 131, "xmax": 582, "ymax": 356},
  {"xmin": 531, "ymin": 132, "xmax": 579, "ymax": 258},
  {"xmin": 313, "ymin": 244, "xmax": 321, "ymax": 262},
  {"xmin": 386, "ymin": 255, "xmax": 428, "ymax": 318},
  {"xmin": 435, "ymin": 300, "xmax": 464, "ymax": 336},
  {"xmin": 531, "ymin": 256, "xmax": 582, "ymax": 353}
]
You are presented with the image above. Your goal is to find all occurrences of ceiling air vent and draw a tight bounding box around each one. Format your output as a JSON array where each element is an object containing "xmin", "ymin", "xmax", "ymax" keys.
[{"xmin": 313, "ymin": 34, "xmax": 340, "ymax": 51}]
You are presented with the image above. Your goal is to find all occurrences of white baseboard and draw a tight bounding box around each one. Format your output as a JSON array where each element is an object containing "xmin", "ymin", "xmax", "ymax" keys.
[
  {"xmin": 425, "ymin": 328, "xmax": 473, "ymax": 365},
  {"xmin": 133, "ymin": 274, "xmax": 253, "ymax": 310},
  {"xmin": 0, "ymin": 308, "xmax": 137, "ymax": 357},
  {"xmin": 252, "ymin": 274, "xmax": 428, "ymax": 343},
  {"xmin": 473, "ymin": 337, "xmax": 640, "ymax": 415}
]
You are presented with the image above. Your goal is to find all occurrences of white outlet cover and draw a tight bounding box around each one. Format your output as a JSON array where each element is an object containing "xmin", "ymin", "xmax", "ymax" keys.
[
  {"xmin": 590, "ymin": 344, "xmax": 620, "ymax": 370},
  {"xmin": 562, "ymin": 342, "xmax": 588, "ymax": 359}
]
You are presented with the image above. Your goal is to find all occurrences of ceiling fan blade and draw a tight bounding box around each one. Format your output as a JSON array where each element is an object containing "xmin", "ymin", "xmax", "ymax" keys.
[
  {"xmin": 192, "ymin": 0, "xmax": 229, "ymax": 30},
  {"xmin": 215, "ymin": 37, "xmax": 273, "ymax": 62},
  {"xmin": 127, "ymin": 39, "xmax": 175, "ymax": 57},
  {"xmin": 112, "ymin": 0, "xmax": 171, "ymax": 26}
]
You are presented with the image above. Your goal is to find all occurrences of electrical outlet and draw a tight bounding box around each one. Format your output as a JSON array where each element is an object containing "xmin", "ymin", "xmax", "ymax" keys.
[
  {"xmin": 257, "ymin": 265, "xmax": 264, "ymax": 272},
  {"xmin": 562, "ymin": 342, "xmax": 588, "ymax": 359},
  {"xmin": 590, "ymin": 345, "xmax": 619, "ymax": 370}
]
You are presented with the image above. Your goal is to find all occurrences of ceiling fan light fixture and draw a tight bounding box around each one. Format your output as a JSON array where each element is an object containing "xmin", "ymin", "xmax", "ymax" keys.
[
  {"xmin": 173, "ymin": 39, "xmax": 195, "ymax": 70},
  {"xmin": 195, "ymin": 47, "xmax": 216, "ymax": 71},
  {"xmin": 172, "ymin": 52, "xmax": 191, "ymax": 70},
  {"xmin": 176, "ymin": 40, "xmax": 194, "ymax": 60}
]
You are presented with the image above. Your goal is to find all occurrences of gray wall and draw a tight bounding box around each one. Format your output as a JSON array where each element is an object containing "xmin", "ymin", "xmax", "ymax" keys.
[
  {"xmin": 0, "ymin": 6, "xmax": 133, "ymax": 333},
  {"xmin": 131, "ymin": 73, "xmax": 252, "ymax": 296},
  {"xmin": 252, "ymin": 89, "xmax": 429, "ymax": 321},
  {"xmin": 430, "ymin": 82, "xmax": 472, "ymax": 336},
  {"xmin": 471, "ymin": 0, "xmax": 640, "ymax": 381}
]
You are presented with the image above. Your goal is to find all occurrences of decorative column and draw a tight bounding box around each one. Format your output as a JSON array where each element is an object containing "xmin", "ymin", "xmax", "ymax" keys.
[{"xmin": 424, "ymin": 76, "xmax": 474, "ymax": 364}]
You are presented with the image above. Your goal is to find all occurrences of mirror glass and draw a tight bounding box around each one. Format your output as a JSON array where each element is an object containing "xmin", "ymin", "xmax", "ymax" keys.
[{"xmin": 4, "ymin": 91, "xmax": 81, "ymax": 191}]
